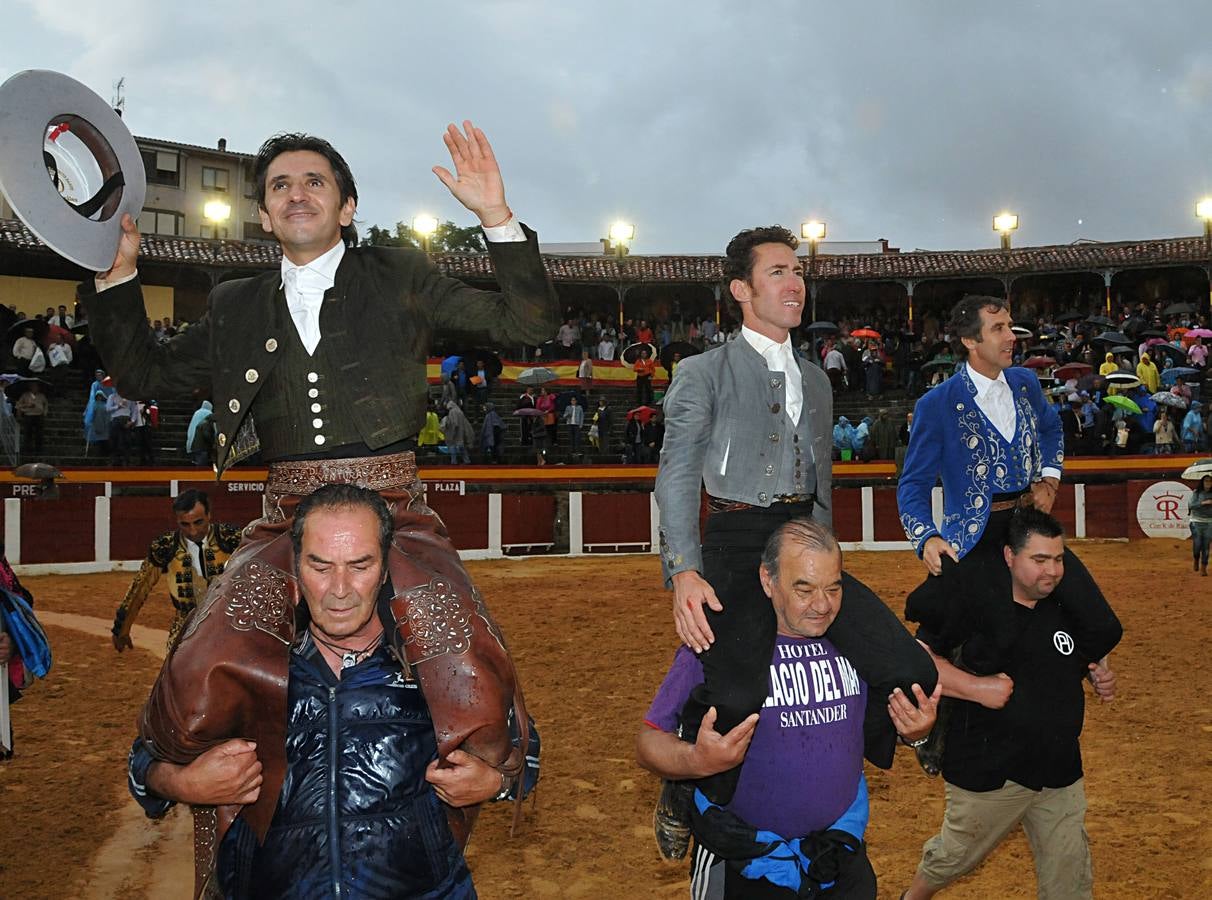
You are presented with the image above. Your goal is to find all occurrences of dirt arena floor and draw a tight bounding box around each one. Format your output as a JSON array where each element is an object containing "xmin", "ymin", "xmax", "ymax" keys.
[{"xmin": 0, "ymin": 540, "xmax": 1208, "ymax": 899}]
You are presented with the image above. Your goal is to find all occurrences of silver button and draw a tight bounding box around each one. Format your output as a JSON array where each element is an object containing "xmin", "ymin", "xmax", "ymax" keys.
[
  {"xmin": 228, "ymin": 399, "xmax": 240, "ymax": 413},
  {"xmin": 310, "ymin": 403, "xmax": 322, "ymax": 413},
  {"xmin": 312, "ymin": 418, "xmax": 323, "ymax": 428},
  {"xmin": 765, "ymin": 465, "xmax": 774, "ymax": 475},
  {"xmin": 308, "ymin": 388, "xmax": 319, "ymax": 399},
  {"xmin": 217, "ymin": 433, "xmax": 227, "ymax": 447},
  {"xmin": 244, "ymin": 368, "xmax": 259, "ymax": 383},
  {"xmin": 314, "ymin": 434, "xmax": 326, "ymax": 446},
  {"xmin": 307, "ymin": 372, "xmax": 319, "ymax": 383},
  {"xmin": 265, "ymin": 338, "xmax": 278, "ymax": 352},
  {"xmin": 770, "ymin": 378, "xmax": 782, "ymax": 389},
  {"xmin": 758, "ymin": 492, "xmax": 768, "ymax": 502}
]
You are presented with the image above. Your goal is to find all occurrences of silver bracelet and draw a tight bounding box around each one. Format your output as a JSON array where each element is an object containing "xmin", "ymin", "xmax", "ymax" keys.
[
  {"xmin": 493, "ymin": 771, "xmax": 513, "ymax": 801},
  {"xmin": 901, "ymin": 734, "xmax": 929, "ymax": 749}
]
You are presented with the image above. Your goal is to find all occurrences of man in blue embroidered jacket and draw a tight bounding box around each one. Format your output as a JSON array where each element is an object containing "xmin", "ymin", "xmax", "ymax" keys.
[{"xmin": 897, "ymin": 294, "xmax": 1099, "ymax": 673}]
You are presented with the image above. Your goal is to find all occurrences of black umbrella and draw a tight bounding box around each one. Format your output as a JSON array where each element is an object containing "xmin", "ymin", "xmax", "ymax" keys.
[
  {"xmin": 1054, "ymin": 309, "xmax": 1084, "ymax": 323},
  {"xmin": 458, "ymin": 349, "xmax": 503, "ymax": 381},
  {"xmin": 555, "ymin": 388, "xmax": 587, "ymax": 414},
  {"xmin": 1139, "ymin": 329, "xmax": 1167, "ymax": 339},
  {"xmin": 1025, "ymin": 344, "xmax": 1056, "ymax": 356},
  {"xmin": 659, "ymin": 341, "xmax": 698, "ymax": 373},
  {"xmin": 5, "ymin": 318, "xmax": 47, "ymax": 348},
  {"xmin": 1149, "ymin": 343, "xmax": 1188, "ymax": 366},
  {"xmin": 1109, "ymin": 345, "xmax": 1137, "ymax": 355},
  {"xmin": 1085, "ymin": 315, "xmax": 1115, "ymax": 328},
  {"xmin": 807, "ymin": 321, "xmax": 839, "ymax": 332},
  {"xmin": 1093, "ymin": 331, "xmax": 1130, "ymax": 345},
  {"xmin": 1163, "ymin": 301, "xmax": 1196, "ymax": 316},
  {"xmin": 4, "ymin": 376, "xmax": 52, "ymax": 402},
  {"xmin": 1121, "ymin": 316, "xmax": 1147, "ymax": 338}
]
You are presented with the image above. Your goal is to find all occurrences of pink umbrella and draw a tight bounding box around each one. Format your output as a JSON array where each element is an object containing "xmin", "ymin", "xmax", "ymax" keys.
[
  {"xmin": 1144, "ymin": 337, "xmax": 1169, "ymax": 347},
  {"xmin": 1184, "ymin": 328, "xmax": 1212, "ymax": 339},
  {"xmin": 1022, "ymin": 356, "xmax": 1054, "ymax": 369}
]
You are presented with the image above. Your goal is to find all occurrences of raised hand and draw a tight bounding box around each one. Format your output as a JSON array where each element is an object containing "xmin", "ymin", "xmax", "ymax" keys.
[
  {"xmin": 98, "ymin": 213, "xmax": 140, "ymax": 282},
  {"xmin": 432, "ymin": 120, "xmax": 511, "ymax": 228}
]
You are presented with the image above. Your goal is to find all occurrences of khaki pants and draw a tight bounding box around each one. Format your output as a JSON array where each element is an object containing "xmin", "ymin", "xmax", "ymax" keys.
[{"xmin": 917, "ymin": 779, "xmax": 1093, "ymax": 900}]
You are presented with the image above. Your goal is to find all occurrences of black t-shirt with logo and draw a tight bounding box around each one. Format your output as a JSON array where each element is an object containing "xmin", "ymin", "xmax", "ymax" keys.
[{"xmin": 943, "ymin": 594, "xmax": 1119, "ymax": 793}]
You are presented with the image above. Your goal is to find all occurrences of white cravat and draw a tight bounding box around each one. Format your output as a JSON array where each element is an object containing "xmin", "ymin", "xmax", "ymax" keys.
[
  {"xmin": 967, "ymin": 365, "xmax": 1016, "ymax": 441},
  {"xmin": 281, "ymin": 241, "xmax": 344, "ymax": 356},
  {"xmin": 742, "ymin": 326, "xmax": 803, "ymax": 426}
]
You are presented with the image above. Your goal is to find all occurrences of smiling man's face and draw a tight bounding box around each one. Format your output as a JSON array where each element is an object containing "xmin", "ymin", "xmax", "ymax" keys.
[{"xmin": 258, "ymin": 150, "xmax": 355, "ymax": 265}]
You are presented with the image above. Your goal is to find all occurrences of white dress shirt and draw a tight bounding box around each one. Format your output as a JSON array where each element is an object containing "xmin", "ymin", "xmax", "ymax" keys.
[
  {"xmin": 185, "ymin": 537, "xmax": 204, "ymax": 577},
  {"xmin": 741, "ymin": 326, "xmax": 802, "ymax": 426},
  {"xmin": 967, "ymin": 364, "xmax": 1061, "ymax": 479}
]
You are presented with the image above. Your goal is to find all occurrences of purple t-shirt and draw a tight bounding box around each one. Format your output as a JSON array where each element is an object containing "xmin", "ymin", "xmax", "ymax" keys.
[{"xmin": 645, "ymin": 634, "xmax": 867, "ymax": 839}]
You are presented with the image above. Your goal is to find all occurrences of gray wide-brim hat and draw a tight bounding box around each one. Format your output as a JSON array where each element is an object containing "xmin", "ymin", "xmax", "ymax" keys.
[{"xmin": 0, "ymin": 70, "xmax": 145, "ymax": 271}]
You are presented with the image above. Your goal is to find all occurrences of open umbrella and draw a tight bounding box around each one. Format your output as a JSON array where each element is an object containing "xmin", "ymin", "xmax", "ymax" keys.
[
  {"xmin": 1150, "ymin": 344, "xmax": 1189, "ymax": 366},
  {"xmin": 1180, "ymin": 459, "xmax": 1212, "ymax": 480},
  {"xmin": 850, "ymin": 327, "xmax": 881, "ymax": 340},
  {"xmin": 3, "ymin": 377, "xmax": 51, "ymax": 403},
  {"xmin": 555, "ymin": 389, "xmax": 587, "ymax": 415},
  {"xmin": 1022, "ymin": 356, "xmax": 1054, "ymax": 370},
  {"xmin": 625, "ymin": 405, "xmax": 658, "ymax": 423},
  {"xmin": 1184, "ymin": 327, "xmax": 1212, "ymax": 339},
  {"xmin": 1054, "ymin": 362, "xmax": 1091, "ymax": 381},
  {"xmin": 922, "ymin": 354, "xmax": 956, "ymax": 371},
  {"xmin": 458, "ymin": 350, "xmax": 504, "ymax": 381},
  {"xmin": 1162, "ymin": 301, "xmax": 1196, "ymax": 316},
  {"xmin": 1102, "ymin": 395, "xmax": 1142, "ymax": 415},
  {"xmin": 1109, "ymin": 345, "xmax": 1136, "ymax": 356},
  {"xmin": 1012, "ymin": 325, "xmax": 1034, "ymax": 339},
  {"xmin": 1104, "ymin": 372, "xmax": 1141, "ymax": 388},
  {"xmin": 1093, "ymin": 331, "xmax": 1130, "ymax": 345},
  {"xmin": 1144, "ymin": 337, "xmax": 1169, "ymax": 348},
  {"xmin": 516, "ymin": 366, "xmax": 558, "ymax": 386},
  {"xmin": 1160, "ymin": 366, "xmax": 1199, "ymax": 385},
  {"xmin": 439, "ymin": 355, "xmax": 462, "ymax": 378},
  {"xmin": 659, "ymin": 341, "xmax": 698, "ymax": 373},
  {"xmin": 807, "ymin": 321, "xmax": 839, "ymax": 332},
  {"xmin": 620, "ymin": 342, "xmax": 657, "ymax": 367},
  {"xmin": 1140, "ymin": 329, "xmax": 1168, "ymax": 339},
  {"xmin": 1150, "ymin": 391, "xmax": 1187, "ymax": 409},
  {"xmin": 5, "ymin": 318, "xmax": 47, "ymax": 348},
  {"xmin": 1085, "ymin": 315, "xmax": 1115, "ymax": 328},
  {"xmin": 1054, "ymin": 309, "xmax": 1083, "ymax": 323}
]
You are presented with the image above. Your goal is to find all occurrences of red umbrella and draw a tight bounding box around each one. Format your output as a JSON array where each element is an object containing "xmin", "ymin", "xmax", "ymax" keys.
[
  {"xmin": 850, "ymin": 328, "xmax": 881, "ymax": 340},
  {"xmin": 1022, "ymin": 356, "xmax": 1054, "ymax": 370},
  {"xmin": 626, "ymin": 405, "xmax": 658, "ymax": 423},
  {"xmin": 1054, "ymin": 362, "xmax": 1091, "ymax": 381}
]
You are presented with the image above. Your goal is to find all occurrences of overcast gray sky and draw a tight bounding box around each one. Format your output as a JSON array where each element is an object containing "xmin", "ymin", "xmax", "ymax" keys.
[{"xmin": 3, "ymin": 0, "xmax": 1210, "ymax": 254}]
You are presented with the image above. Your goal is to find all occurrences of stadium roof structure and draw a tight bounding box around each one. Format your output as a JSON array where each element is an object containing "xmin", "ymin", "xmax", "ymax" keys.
[{"xmin": 2, "ymin": 217, "xmax": 1210, "ymax": 284}]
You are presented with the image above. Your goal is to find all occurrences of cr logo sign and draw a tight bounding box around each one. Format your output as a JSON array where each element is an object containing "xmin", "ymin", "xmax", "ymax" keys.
[{"xmin": 1135, "ymin": 481, "xmax": 1192, "ymax": 538}]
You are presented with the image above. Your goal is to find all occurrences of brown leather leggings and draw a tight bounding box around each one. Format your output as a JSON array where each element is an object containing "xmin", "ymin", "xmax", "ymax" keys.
[{"xmin": 137, "ymin": 453, "xmax": 525, "ymax": 896}]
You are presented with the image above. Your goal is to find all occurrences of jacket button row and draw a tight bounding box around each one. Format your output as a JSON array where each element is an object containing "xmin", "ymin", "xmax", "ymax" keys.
[{"xmin": 228, "ymin": 399, "xmax": 240, "ymax": 413}]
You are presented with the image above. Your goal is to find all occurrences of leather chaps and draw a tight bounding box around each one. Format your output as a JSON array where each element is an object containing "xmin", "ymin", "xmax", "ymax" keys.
[{"xmin": 136, "ymin": 451, "xmax": 527, "ymax": 898}]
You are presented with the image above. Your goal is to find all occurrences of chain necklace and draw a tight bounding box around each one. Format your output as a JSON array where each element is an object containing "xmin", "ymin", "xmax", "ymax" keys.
[{"xmin": 310, "ymin": 626, "xmax": 384, "ymax": 670}]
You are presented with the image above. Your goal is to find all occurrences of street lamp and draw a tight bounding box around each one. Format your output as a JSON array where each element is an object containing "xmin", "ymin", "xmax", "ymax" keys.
[
  {"xmin": 1197, "ymin": 198, "xmax": 1212, "ymax": 250},
  {"xmin": 801, "ymin": 219, "xmax": 826, "ymax": 265},
  {"xmin": 993, "ymin": 212, "xmax": 1018, "ymax": 251},
  {"xmin": 203, "ymin": 199, "xmax": 230, "ymax": 239},
  {"xmin": 607, "ymin": 221, "xmax": 635, "ymax": 325},
  {"xmin": 412, "ymin": 214, "xmax": 438, "ymax": 253}
]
